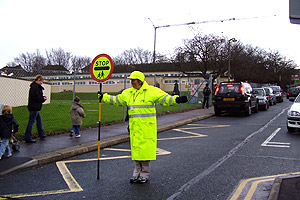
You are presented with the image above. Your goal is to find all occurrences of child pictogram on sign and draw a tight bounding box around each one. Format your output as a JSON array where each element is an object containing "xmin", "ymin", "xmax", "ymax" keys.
[{"xmin": 97, "ymin": 71, "xmax": 105, "ymax": 79}]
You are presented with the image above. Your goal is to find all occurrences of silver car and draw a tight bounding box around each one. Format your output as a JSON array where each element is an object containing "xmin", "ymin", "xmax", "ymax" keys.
[
  {"xmin": 270, "ymin": 86, "xmax": 284, "ymax": 103},
  {"xmin": 253, "ymin": 88, "xmax": 269, "ymax": 111},
  {"xmin": 263, "ymin": 87, "xmax": 277, "ymax": 106}
]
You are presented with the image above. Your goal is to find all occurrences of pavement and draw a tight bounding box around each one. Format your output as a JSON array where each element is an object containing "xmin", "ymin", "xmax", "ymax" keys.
[
  {"xmin": 0, "ymin": 106, "xmax": 298, "ymax": 200},
  {"xmin": 0, "ymin": 107, "xmax": 215, "ymax": 176}
]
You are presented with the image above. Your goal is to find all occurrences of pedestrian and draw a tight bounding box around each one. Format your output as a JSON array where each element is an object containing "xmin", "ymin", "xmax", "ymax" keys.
[
  {"xmin": 172, "ymin": 80, "xmax": 180, "ymax": 95},
  {"xmin": 155, "ymin": 81, "xmax": 160, "ymax": 88},
  {"xmin": 202, "ymin": 83, "xmax": 211, "ymax": 109},
  {"xmin": 24, "ymin": 75, "xmax": 47, "ymax": 143},
  {"xmin": 98, "ymin": 71, "xmax": 188, "ymax": 183},
  {"xmin": 70, "ymin": 96, "xmax": 86, "ymax": 138},
  {"xmin": 0, "ymin": 105, "xmax": 19, "ymax": 160}
]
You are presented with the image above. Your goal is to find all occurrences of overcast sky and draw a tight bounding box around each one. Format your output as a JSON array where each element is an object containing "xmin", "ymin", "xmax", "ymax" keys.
[{"xmin": 0, "ymin": 0, "xmax": 299, "ymax": 68}]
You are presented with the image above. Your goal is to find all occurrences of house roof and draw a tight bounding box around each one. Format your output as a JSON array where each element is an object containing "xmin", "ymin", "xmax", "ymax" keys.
[
  {"xmin": 42, "ymin": 65, "xmax": 69, "ymax": 71},
  {"xmin": 82, "ymin": 63, "xmax": 201, "ymax": 74}
]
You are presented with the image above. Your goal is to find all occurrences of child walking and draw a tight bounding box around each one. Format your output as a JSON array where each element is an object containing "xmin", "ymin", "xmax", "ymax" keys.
[
  {"xmin": 70, "ymin": 96, "xmax": 85, "ymax": 138},
  {"xmin": 0, "ymin": 105, "xmax": 19, "ymax": 159}
]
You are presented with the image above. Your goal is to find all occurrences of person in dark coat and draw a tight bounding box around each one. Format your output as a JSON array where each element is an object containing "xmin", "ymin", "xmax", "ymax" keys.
[
  {"xmin": 202, "ymin": 83, "xmax": 211, "ymax": 109},
  {"xmin": 172, "ymin": 80, "xmax": 180, "ymax": 95},
  {"xmin": 24, "ymin": 75, "xmax": 47, "ymax": 143},
  {"xmin": 0, "ymin": 105, "xmax": 19, "ymax": 159}
]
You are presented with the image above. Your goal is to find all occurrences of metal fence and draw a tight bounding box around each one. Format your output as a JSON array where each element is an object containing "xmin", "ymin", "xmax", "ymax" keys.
[
  {"xmin": 0, "ymin": 69, "xmax": 215, "ymax": 106},
  {"xmin": 0, "ymin": 69, "xmax": 215, "ymax": 138}
]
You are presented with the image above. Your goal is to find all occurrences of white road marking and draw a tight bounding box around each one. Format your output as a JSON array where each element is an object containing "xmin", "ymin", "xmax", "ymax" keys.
[
  {"xmin": 261, "ymin": 128, "xmax": 290, "ymax": 148},
  {"xmin": 166, "ymin": 106, "xmax": 290, "ymax": 200}
]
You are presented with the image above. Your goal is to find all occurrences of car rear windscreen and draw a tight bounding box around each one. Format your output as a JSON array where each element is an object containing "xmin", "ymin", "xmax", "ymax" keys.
[
  {"xmin": 218, "ymin": 84, "xmax": 241, "ymax": 94},
  {"xmin": 254, "ymin": 89, "xmax": 264, "ymax": 95}
]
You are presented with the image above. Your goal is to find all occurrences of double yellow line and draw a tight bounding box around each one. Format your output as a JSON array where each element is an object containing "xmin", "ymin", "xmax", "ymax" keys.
[{"xmin": 229, "ymin": 172, "xmax": 300, "ymax": 200}]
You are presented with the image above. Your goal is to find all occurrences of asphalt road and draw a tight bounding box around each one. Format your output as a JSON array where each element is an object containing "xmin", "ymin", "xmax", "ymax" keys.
[{"xmin": 1, "ymin": 99, "xmax": 299, "ymax": 200}]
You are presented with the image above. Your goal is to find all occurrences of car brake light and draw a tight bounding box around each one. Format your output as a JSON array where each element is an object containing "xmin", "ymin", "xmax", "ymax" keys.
[
  {"xmin": 227, "ymin": 84, "xmax": 233, "ymax": 87},
  {"xmin": 215, "ymin": 86, "xmax": 220, "ymax": 95},
  {"xmin": 240, "ymin": 86, "xmax": 245, "ymax": 94}
]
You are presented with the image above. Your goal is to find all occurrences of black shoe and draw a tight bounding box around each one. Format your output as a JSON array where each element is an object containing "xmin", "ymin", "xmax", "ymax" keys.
[
  {"xmin": 40, "ymin": 135, "xmax": 46, "ymax": 139},
  {"xmin": 130, "ymin": 177, "xmax": 139, "ymax": 183},
  {"xmin": 25, "ymin": 139, "xmax": 36, "ymax": 143},
  {"xmin": 70, "ymin": 131, "xmax": 74, "ymax": 137},
  {"xmin": 137, "ymin": 177, "xmax": 148, "ymax": 183}
]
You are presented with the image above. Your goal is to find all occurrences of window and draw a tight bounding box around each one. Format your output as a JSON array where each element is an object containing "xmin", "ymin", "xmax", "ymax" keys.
[
  {"xmin": 164, "ymin": 79, "xmax": 183, "ymax": 84},
  {"xmin": 89, "ymin": 81, "xmax": 99, "ymax": 85},
  {"xmin": 75, "ymin": 81, "xmax": 86, "ymax": 85},
  {"xmin": 103, "ymin": 80, "xmax": 116, "ymax": 85},
  {"xmin": 62, "ymin": 82, "xmax": 72, "ymax": 85}
]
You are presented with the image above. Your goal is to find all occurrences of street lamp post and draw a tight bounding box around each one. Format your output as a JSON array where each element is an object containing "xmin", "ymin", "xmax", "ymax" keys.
[
  {"xmin": 228, "ymin": 38, "xmax": 237, "ymax": 82},
  {"xmin": 148, "ymin": 17, "xmax": 237, "ymax": 64}
]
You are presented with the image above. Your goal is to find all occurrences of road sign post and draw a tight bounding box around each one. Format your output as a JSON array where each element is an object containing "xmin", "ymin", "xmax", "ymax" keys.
[{"xmin": 90, "ymin": 54, "xmax": 114, "ymax": 180}]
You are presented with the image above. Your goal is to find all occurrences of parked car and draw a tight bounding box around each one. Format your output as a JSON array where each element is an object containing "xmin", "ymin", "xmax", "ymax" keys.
[
  {"xmin": 253, "ymin": 88, "xmax": 269, "ymax": 111},
  {"xmin": 287, "ymin": 94, "xmax": 300, "ymax": 132},
  {"xmin": 263, "ymin": 87, "xmax": 276, "ymax": 106},
  {"xmin": 270, "ymin": 86, "xmax": 284, "ymax": 103},
  {"xmin": 287, "ymin": 86, "xmax": 300, "ymax": 101},
  {"xmin": 213, "ymin": 82, "xmax": 258, "ymax": 116}
]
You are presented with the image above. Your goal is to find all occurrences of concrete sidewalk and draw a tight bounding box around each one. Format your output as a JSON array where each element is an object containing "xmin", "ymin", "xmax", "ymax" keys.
[{"xmin": 0, "ymin": 107, "xmax": 214, "ymax": 176}]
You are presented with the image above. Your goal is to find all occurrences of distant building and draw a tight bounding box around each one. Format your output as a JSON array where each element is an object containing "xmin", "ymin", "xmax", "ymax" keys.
[{"xmin": 1, "ymin": 63, "xmax": 226, "ymax": 93}]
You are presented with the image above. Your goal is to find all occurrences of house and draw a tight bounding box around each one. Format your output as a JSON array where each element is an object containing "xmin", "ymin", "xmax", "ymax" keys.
[{"xmin": 2, "ymin": 63, "xmax": 225, "ymax": 93}]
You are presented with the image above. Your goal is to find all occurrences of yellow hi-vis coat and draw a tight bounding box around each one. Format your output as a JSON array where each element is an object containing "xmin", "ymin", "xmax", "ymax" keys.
[{"xmin": 102, "ymin": 81, "xmax": 179, "ymax": 160}]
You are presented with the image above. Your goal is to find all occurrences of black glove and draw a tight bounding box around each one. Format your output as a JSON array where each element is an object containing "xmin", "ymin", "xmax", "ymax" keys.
[
  {"xmin": 97, "ymin": 91, "xmax": 103, "ymax": 102},
  {"xmin": 176, "ymin": 96, "xmax": 188, "ymax": 103}
]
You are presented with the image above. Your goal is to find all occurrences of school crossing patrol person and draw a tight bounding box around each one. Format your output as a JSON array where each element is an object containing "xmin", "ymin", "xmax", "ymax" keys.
[{"xmin": 98, "ymin": 71, "xmax": 188, "ymax": 183}]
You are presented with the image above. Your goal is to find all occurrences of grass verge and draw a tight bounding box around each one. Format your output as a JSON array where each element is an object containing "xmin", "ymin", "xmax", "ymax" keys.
[{"xmin": 12, "ymin": 92, "xmax": 202, "ymax": 140}]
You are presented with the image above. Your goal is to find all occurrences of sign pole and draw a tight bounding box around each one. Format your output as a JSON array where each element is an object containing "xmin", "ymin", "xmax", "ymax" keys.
[
  {"xmin": 97, "ymin": 82, "xmax": 102, "ymax": 180},
  {"xmin": 90, "ymin": 53, "xmax": 114, "ymax": 180}
]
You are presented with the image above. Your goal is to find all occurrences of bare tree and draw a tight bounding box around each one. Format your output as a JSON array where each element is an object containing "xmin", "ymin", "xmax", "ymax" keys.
[
  {"xmin": 13, "ymin": 49, "xmax": 46, "ymax": 72},
  {"xmin": 114, "ymin": 47, "xmax": 168, "ymax": 65},
  {"xmin": 171, "ymin": 32, "xmax": 298, "ymax": 88},
  {"xmin": 172, "ymin": 33, "xmax": 226, "ymax": 75},
  {"xmin": 231, "ymin": 43, "xmax": 297, "ymax": 88},
  {"xmin": 71, "ymin": 56, "xmax": 91, "ymax": 73},
  {"xmin": 46, "ymin": 47, "xmax": 72, "ymax": 70},
  {"xmin": 264, "ymin": 50, "xmax": 297, "ymax": 86}
]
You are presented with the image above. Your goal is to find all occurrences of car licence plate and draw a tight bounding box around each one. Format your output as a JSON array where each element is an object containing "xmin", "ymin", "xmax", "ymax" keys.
[{"xmin": 223, "ymin": 98, "xmax": 235, "ymax": 101}]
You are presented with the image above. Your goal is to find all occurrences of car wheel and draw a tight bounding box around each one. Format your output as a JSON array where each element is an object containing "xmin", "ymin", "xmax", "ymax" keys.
[
  {"xmin": 269, "ymin": 101, "xmax": 273, "ymax": 106},
  {"xmin": 287, "ymin": 126, "xmax": 295, "ymax": 132},
  {"xmin": 253, "ymin": 102, "xmax": 259, "ymax": 113},
  {"xmin": 264, "ymin": 103, "xmax": 268, "ymax": 111},
  {"xmin": 215, "ymin": 109, "xmax": 221, "ymax": 116},
  {"xmin": 245, "ymin": 105, "xmax": 251, "ymax": 116}
]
